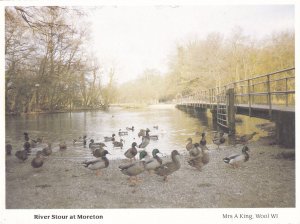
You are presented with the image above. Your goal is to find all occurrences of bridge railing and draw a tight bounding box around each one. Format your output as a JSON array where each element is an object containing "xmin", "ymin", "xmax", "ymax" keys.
[{"xmin": 178, "ymin": 67, "xmax": 295, "ymax": 113}]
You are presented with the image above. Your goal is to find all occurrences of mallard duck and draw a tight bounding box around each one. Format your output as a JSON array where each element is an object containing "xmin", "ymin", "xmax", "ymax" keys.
[
  {"xmin": 118, "ymin": 129, "xmax": 128, "ymax": 136},
  {"xmin": 15, "ymin": 150, "xmax": 28, "ymax": 162},
  {"xmin": 24, "ymin": 132, "xmax": 29, "ymax": 141},
  {"xmin": 223, "ymin": 146, "xmax": 250, "ymax": 168},
  {"xmin": 126, "ymin": 126, "xmax": 134, "ymax": 131},
  {"xmin": 138, "ymin": 129, "xmax": 150, "ymax": 149},
  {"xmin": 235, "ymin": 132, "xmax": 257, "ymax": 145},
  {"xmin": 124, "ymin": 142, "xmax": 138, "ymax": 161},
  {"xmin": 138, "ymin": 129, "xmax": 146, "ymax": 138},
  {"xmin": 119, "ymin": 151, "xmax": 147, "ymax": 184},
  {"xmin": 73, "ymin": 135, "xmax": 87, "ymax": 146},
  {"xmin": 83, "ymin": 150, "xmax": 110, "ymax": 176},
  {"xmin": 6, "ymin": 144, "xmax": 12, "ymax": 156},
  {"xmin": 150, "ymin": 135, "xmax": 159, "ymax": 141},
  {"xmin": 186, "ymin": 138, "xmax": 194, "ymax": 151},
  {"xmin": 23, "ymin": 141, "xmax": 31, "ymax": 153},
  {"xmin": 213, "ymin": 132, "xmax": 226, "ymax": 149},
  {"xmin": 188, "ymin": 156, "xmax": 204, "ymax": 171},
  {"xmin": 31, "ymin": 151, "xmax": 44, "ymax": 168},
  {"xmin": 92, "ymin": 147, "xmax": 107, "ymax": 158},
  {"xmin": 189, "ymin": 143, "xmax": 203, "ymax": 157},
  {"xmin": 89, "ymin": 139, "xmax": 106, "ymax": 149},
  {"xmin": 30, "ymin": 136, "xmax": 44, "ymax": 148},
  {"xmin": 59, "ymin": 141, "xmax": 67, "ymax": 150},
  {"xmin": 42, "ymin": 143, "xmax": 52, "ymax": 156},
  {"xmin": 104, "ymin": 134, "xmax": 116, "ymax": 142},
  {"xmin": 145, "ymin": 149, "xmax": 163, "ymax": 173},
  {"xmin": 188, "ymin": 145, "xmax": 209, "ymax": 171},
  {"xmin": 201, "ymin": 145, "xmax": 210, "ymax": 165},
  {"xmin": 200, "ymin": 132, "xmax": 206, "ymax": 147},
  {"xmin": 153, "ymin": 125, "xmax": 159, "ymax": 129},
  {"xmin": 113, "ymin": 139, "xmax": 124, "ymax": 149},
  {"xmin": 155, "ymin": 150, "xmax": 181, "ymax": 181}
]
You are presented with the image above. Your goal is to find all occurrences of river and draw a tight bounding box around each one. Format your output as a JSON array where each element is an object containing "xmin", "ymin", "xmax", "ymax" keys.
[{"xmin": 5, "ymin": 104, "xmax": 271, "ymax": 160}]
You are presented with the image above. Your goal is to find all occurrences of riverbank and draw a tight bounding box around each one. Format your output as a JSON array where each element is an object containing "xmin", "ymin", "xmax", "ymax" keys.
[{"xmin": 6, "ymin": 138, "xmax": 295, "ymax": 208}]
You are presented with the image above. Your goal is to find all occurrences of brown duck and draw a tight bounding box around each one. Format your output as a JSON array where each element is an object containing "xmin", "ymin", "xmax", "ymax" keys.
[
  {"xmin": 15, "ymin": 150, "xmax": 28, "ymax": 162},
  {"xmin": 31, "ymin": 151, "xmax": 44, "ymax": 168},
  {"xmin": 155, "ymin": 150, "xmax": 181, "ymax": 181},
  {"xmin": 124, "ymin": 142, "xmax": 138, "ymax": 161}
]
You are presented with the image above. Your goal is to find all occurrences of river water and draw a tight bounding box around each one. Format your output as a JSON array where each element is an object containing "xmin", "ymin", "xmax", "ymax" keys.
[{"xmin": 5, "ymin": 104, "xmax": 271, "ymax": 161}]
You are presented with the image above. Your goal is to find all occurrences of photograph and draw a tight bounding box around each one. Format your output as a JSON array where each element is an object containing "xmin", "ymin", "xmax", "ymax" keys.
[{"xmin": 2, "ymin": 1, "xmax": 298, "ymax": 223}]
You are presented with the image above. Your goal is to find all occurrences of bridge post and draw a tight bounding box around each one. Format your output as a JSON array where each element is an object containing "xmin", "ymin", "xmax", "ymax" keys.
[
  {"xmin": 227, "ymin": 88, "xmax": 235, "ymax": 134},
  {"xmin": 274, "ymin": 111, "xmax": 295, "ymax": 148}
]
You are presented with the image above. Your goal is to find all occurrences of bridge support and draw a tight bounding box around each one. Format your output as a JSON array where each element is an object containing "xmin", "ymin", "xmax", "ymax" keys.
[
  {"xmin": 227, "ymin": 88, "xmax": 236, "ymax": 135},
  {"xmin": 273, "ymin": 111, "xmax": 295, "ymax": 148}
]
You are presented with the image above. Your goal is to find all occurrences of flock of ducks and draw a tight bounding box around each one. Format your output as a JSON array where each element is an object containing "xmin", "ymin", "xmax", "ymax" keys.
[{"xmin": 5, "ymin": 128, "xmax": 257, "ymax": 186}]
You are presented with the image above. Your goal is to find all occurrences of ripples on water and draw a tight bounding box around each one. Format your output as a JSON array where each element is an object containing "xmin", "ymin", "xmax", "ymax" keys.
[{"xmin": 5, "ymin": 104, "xmax": 271, "ymax": 161}]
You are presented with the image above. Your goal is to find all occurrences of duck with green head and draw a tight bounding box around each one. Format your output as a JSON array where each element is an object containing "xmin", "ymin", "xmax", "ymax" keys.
[
  {"xmin": 119, "ymin": 150, "xmax": 147, "ymax": 185},
  {"xmin": 155, "ymin": 150, "xmax": 181, "ymax": 181},
  {"xmin": 83, "ymin": 150, "xmax": 110, "ymax": 176},
  {"xmin": 145, "ymin": 148, "xmax": 163, "ymax": 173},
  {"xmin": 223, "ymin": 146, "xmax": 250, "ymax": 168}
]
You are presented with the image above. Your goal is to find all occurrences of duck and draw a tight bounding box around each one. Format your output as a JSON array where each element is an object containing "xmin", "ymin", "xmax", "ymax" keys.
[
  {"xmin": 126, "ymin": 126, "xmax": 135, "ymax": 131},
  {"xmin": 15, "ymin": 149, "xmax": 28, "ymax": 162},
  {"xmin": 118, "ymin": 129, "xmax": 128, "ymax": 136},
  {"xmin": 223, "ymin": 146, "xmax": 250, "ymax": 168},
  {"xmin": 124, "ymin": 142, "xmax": 138, "ymax": 161},
  {"xmin": 104, "ymin": 134, "xmax": 116, "ymax": 142},
  {"xmin": 113, "ymin": 139, "xmax": 124, "ymax": 149},
  {"xmin": 83, "ymin": 150, "xmax": 110, "ymax": 176},
  {"xmin": 153, "ymin": 125, "xmax": 159, "ymax": 129},
  {"xmin": 89, "ymin": 139, "xmax": 106, "ymax": 149},
  {"xmin": 30, "ymin": 136, "xmax": 44, "ymax": 148},
  {"xmin": 186, "ymin": 138, "xmax": 194, "ymax": 151},
  {"xmin": 189, "ymin": 143, "xmax": 203, "ymax": 158},
  {"xmin": 200, "ymin": 132, "xmax": 206, "ymax": 147},
  {"xmin": 24, "ymin": 132, "xmax": 29, "ymax": 141},
  {"xmin": 119, "ymin": 151, "xmax": 147, "ymax": 185},
  {"xmin": 92, "ymin": 147, "xmax": 107, "ymax": 158},
  {"xmin": 155, "ymin": 150, "xmax": 181, "ymax": 181},
  {"xmin": 42, "ymin": 143, "xmax": 52, "ymax": 156},
  {"xmin": 149, "ymin": 135, "xmax": 159, "ymax": 141},
  {"xmin": 138, "ymin": 129, "xmax": 146, "ymax": 138},
  {"xmin": 188, "ymin": 145, "xmax": 209, "ymax": 171},
  {"xmin": 201, "ymin": 145, "xmax": 210, "ymax": 165},
  {"xmin": 138, "ymin": 129, "xmax": 150, "ymax": 149},
  {"xmin": 23, "ymin": 141, "xmax": 31, "ymax": 153},
  {"xmin": 235, "ymin": 132, "xmax": 257, "ymax": 145},
  {"xmin": 6, "ymin": 144, "xmax": 12, "ymax": 156},
  {"xmin": 145, "ymin": 149, "xmax": 163, "ymax": 173},
  {"xmin": 59, "ymin": 141, "xmax": 67, "ymax": 150},
  {"xmin": 31, "ymin": 151, "xmax": 44, "ymax": 168},
  {"xmin": 213, "ymin": 132, "xmax": 226, "ymax": 149},
  {"xmin": 73, "ymin": 135, "xmax": 87, "ymax": 146}
]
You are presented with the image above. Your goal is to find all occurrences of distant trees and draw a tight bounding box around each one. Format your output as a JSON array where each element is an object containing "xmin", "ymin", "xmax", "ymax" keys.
[
  {"xmin": 5, "ymin": 6, "xmax": 111, "ymax": 114},
  {"xmin": 117, "ymin": 28, "xmax": 294, "ymax": 104}
]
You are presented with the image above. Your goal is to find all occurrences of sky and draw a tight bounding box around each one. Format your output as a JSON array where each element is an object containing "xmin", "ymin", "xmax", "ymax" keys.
[{"xmin": 86, "ymin": 5, "xmax": 294, "ymax": 84}]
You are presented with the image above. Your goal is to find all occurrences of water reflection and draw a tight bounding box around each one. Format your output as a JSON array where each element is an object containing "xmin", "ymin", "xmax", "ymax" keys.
[{"xmin": 5, "ymin": 104, "xmax": 271, "ymax": 161}]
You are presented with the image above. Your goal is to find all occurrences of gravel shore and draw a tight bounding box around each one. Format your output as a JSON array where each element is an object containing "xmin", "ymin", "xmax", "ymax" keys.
[{"xmin": 6, "ymin": 139, "xmax": 295, "ymax": 208}]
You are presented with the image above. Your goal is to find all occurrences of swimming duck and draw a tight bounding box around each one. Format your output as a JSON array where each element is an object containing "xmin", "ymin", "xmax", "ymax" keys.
[
  {"xmin": 145, "ymin": 149, "xmax": 163, "ymax": 173},
  {"xmin": 83, "ymin": 150, "xmax": 110, "ymax": 176},
  {"xmin": 104, "ymin": 134, "xmax": 116, "ymax": 142},
  {"xmin": 186, "ymin": 138, "xmax": 194, "ymax": 151},
  {"xmin": 150, "ymin": 135, "xmax": 159, "ymax": 141},
  {"xmin": 153, "ymin": 125, "xmax": 159, "ymax": 129},
  {"xmin": 138, "ymin": 129, "xmax": 146, "ymax": 138},
  {"xmin": 126, "ymin": 126, "xmax": 134, "ymax": 131},
  {"xmin": 73, "ymin": 135, "xmax": 87, "ymax": 146},
  {"xmin": 155, "ymin": 150, "xmax": 181, "ymax": 181},
  {"xmin": 42, "ymin": 143, "xmax": 52, "ymax": 156},
  {"xmin": 15, "ymin": 150, "xmax": 28, "ymax": 162},
  {"xmin": 89, "ymin": 139, "xmax": 106, "ymax": 149},
  {"xmin": 213, "ymin": 132, "xmax": 226, "ymax": 149},
  {"xmin": 30, "ymin": 136, "xmax": 44, "ymax": 148},
  {"xmin": 223, "ymin": 146, "xmax": 250, "ymax": 168},
  {"xmin": 31, "ymin": 151, "xmax": 44, "ymax": 168},
  {"xmin": 113, "ymin": 139, "xmax": 124, "ymax": 149},
  {"xmin": 118, "ymin": 129, "xmax": 128, "ymax": 136},
  {"xmin": 6, "ymin": 144, "xmax": 12, "ymax": 156},
  {"xmin": 119, "ymin": 151, "xmax": 147, "ymax": 185},
  {"xmin": 235, "ymin": 132, "xmax": 257, "ymax": 145},
  {"xmin": 59, "ymin": 141, "xmax": 67, "ymax": 150},
  {"xmin": 138, "ymin": 129, "xmax": 150, "ymax": 149},
  {"xmin": 200, "ymin": 132, "xmax": 206, "ymax": 147},
  {"xmin": 124, "ymin": 142, "xmax": 138, "ymax": 161}
]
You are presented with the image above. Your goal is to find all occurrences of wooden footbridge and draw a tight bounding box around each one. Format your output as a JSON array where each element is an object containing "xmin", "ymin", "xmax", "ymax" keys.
[{"xmin": 176, "ymin": 67, "xmax": 295, "ymax": 147}]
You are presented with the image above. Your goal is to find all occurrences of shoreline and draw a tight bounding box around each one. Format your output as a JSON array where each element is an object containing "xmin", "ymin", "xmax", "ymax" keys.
[{"xmin": 6, "ymin": 138, "xmax": 295, "ymax": 209}]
